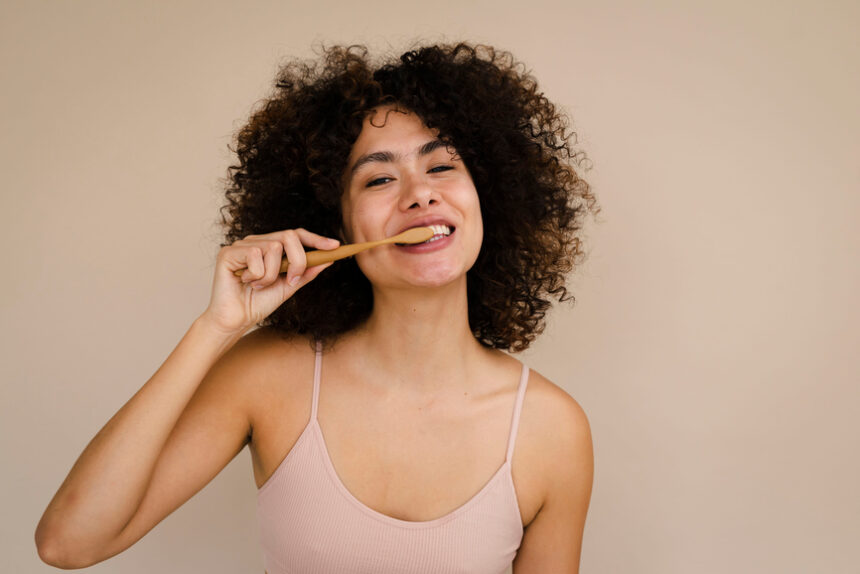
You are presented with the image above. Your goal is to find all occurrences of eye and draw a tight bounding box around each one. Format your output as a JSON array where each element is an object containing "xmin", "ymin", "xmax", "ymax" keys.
[
  {"xmin": 366, "ymin": 176, "xmax": 393, "ymax": 188},
  {"xmin": 428, "ymin": 165, "xmax": 454, "ymax": 174}
]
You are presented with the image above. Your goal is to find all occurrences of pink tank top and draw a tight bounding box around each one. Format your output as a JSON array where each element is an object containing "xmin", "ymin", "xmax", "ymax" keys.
[{"xmin": 256, "ymin": 341, "xmax": 529, "ymax": 573}]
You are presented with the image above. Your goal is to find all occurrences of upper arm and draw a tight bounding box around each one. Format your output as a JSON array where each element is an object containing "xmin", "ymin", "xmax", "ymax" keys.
[
  {"xmin": 101, "ymin": 329, "xmax": 275, "ymax": 558},
  {"xmin": 513, "ymin": 386, "xmax": 594, "ymax": 574}
]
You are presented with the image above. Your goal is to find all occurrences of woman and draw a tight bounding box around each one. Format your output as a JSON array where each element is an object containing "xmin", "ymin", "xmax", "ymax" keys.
[{"xmin": 36, "ymin": 43, "xmax": 597, "ymax": 573}]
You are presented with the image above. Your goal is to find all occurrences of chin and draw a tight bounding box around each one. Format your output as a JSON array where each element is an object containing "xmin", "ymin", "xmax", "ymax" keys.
[
  {"xmin": 411, "ymin": 263, "xmax": 475, "ymax": 291},
  {"xmin": 364, "ymin": 260, "xmax": 468, "ymax": 291},
  {"xmin": 411, "ymin": 274, "xmax": 462, "ymax": 289}
]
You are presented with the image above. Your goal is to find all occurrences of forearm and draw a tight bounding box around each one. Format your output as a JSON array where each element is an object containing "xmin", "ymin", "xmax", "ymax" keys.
[{"xmin": 35, "ymin": 315, "xmax": 244, "ymax": 563}]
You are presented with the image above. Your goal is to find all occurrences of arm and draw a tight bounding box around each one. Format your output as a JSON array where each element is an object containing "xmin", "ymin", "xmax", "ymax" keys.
[
  {"xmin": 513, "ymin": 390, "xmax": 594, "ymax": 573},
  {"xmin": 34, "ymin": 229, "xmax": 338, "ymax": 568},
  {"xmin": 34, "ymin": 317, "xmax": 247, "ymax": 568}
]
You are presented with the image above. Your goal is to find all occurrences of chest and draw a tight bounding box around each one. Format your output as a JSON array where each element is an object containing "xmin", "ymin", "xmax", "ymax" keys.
[{"xmin": 249, "ymin": 368, "xmax": 544, "ymax": 528}]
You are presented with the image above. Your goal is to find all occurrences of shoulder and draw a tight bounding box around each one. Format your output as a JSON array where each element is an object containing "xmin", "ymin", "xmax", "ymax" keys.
[
  {"xmin": 520, "ymin": 368, "xmax": 594, "ymax": 508},
  {"xmin": 535, "ymin": 369, "xmax": 590, "ymax": 430},
  {"xmin": 208, "ymin": 328, "xmax": 320, "ymax": 442},
  {"xmin": 204, "ymin": 327, "xmax": 316, "ymax": 409},
  {"xmin": 217, "ymin": 327, "xmax": 314, "ymax": 376},
  {"xmin": 512, "ymin": 367, "xmax": 594, "ymax": 570}
]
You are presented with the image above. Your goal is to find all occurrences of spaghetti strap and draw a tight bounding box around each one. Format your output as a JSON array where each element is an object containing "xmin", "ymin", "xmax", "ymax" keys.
[
  {"xmin": 505, "ymin": 363, "xmax": 530, "ymax": 463},
  {"xmin": 311, "ymin": 339, "xmax": 322, "ymax": 421}
]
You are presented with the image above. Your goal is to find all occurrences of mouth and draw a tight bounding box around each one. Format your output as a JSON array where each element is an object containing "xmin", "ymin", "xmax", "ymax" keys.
[{"xmin": 395, "ymin": 224, "xmax": 454, "ymax": 246}]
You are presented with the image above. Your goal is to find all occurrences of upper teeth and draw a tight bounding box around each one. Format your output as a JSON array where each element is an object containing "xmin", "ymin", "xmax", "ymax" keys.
[{"xmin": 428, "ymin": 224, "xmax": 452, "ymax": 237}]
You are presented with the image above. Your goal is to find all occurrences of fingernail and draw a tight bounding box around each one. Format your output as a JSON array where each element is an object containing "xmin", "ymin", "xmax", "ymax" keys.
[{"xmin": 289, "ymin": 276, "xmax": 300, "ymax": 286}]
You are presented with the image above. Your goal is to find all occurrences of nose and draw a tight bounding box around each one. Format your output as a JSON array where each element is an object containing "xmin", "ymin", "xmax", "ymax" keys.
[{"xmin": 398, "ymin": 171, "xmax": 439, "ymax": 211}]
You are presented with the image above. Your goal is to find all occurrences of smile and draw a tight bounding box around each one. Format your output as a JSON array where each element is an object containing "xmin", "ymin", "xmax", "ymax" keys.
[
  {"xmin": 395, "ymin": 224, "xmax": 454, "ymax": 246},
  {"xmin": 422, "ymin": 224, "xmax": 453, "ymax": 243},
  {"xmin": 393, "ymin": 224, "xmax": 457, "ymax": 254}
]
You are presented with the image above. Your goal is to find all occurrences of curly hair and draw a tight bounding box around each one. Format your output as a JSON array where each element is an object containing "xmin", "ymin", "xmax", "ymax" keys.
[{"xmin": 220, "ymin": 42, "xmax": 599, "ymax": 352}]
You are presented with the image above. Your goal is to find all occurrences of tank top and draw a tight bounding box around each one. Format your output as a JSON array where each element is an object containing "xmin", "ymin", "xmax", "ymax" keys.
[{"xmin": 256, "ymin": 341, "xmax": 529, "ymax": 574}]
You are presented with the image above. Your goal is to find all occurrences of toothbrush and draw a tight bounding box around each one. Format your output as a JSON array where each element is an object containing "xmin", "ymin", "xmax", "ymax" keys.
[{"xmin": 232, "ymin": 225, "xmax": 443, "ymax": 277}]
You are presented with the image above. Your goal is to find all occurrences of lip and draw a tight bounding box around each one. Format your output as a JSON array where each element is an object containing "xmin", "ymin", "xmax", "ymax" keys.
[
  {"xmin": 391, "ymin": 216, "xmax": 456, "ymax": 254},
  {"xmin": 395, "ymin": 216, "xmax": 456, "ymax": 236},
  {"xmin": 395, "ymin": 231, "xmax": 455, "ymax": 254}
]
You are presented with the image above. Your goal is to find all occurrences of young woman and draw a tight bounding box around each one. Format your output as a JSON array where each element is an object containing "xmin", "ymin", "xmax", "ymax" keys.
[{"xmin": 36, "ymin": 43, "xmax": 598, "ymax": 573}]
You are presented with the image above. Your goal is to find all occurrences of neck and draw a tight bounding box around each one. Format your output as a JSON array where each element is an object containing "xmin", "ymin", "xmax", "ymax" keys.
[{"xmin": 345, "ymin": 277, "xmax": 487, "ymax": 395}]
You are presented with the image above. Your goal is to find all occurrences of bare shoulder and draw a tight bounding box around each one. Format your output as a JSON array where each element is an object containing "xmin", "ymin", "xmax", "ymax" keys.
[
  {"xmin": 216, "ymin": 327, "xmax": 312, "ymax": 384},
  {"xmin": 224, "ymin": 325, "xmax": 310, "ymax": 362},
  {"xmin": 202, "ymin": 327, "xmax": 315, "ymax": 423},
  {"xmin": 523, "ymin": 368, "xmax": 592, "ymax": 453},
  {"xmin": 220, "ymin": 326, "xmax": 315, "ymax": 394},
  {"xmin": 227, "ymin": 327, "xmax": 320, "ymax": 441},
  {"xmin": 512, "ymin": 367, "xmax": 594, "ymax": 572},
  {"xmin": 515, "ymin": 367, "xmax": 593, "ymax": 516}
]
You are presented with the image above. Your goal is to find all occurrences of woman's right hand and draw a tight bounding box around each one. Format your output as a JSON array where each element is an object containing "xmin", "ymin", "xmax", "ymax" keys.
[{"xmin": 201, "ymin": 228, "xmax": 340, "ymax": 335}]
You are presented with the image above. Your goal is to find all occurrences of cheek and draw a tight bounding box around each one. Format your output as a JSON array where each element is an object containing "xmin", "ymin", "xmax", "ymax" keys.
[
  {"xmin": 344, "ymin": 200, "xmax": 380, "ymax": 242},
  {"xmin": 474, "ymin": 200, "xmax": 484, "ymax": 233},
  {"xmin": 472, "ymin": 212, "xmax": 485, "ymax": 257},
  {"xmin": 340, "ymin": 193, "xmax": 367, "ymax": 243},
  {"xmin": 467, "ymin": 194, "xmax": 484, "ymax": 255},
  {"xmin": 463, "ymin": 187, "xmax": 483, "ymax": 233}
]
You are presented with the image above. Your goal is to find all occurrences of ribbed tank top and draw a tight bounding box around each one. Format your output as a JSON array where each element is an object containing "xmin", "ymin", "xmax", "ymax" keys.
[{"xmin": 256, "ymin": 341, "xmax": 529, "ymax": 574}]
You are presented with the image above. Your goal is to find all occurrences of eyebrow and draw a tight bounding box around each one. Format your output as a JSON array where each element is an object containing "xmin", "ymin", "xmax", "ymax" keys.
[{"xmin": 349, "ymin": 139, "xmax": 450, "ymax": 177}]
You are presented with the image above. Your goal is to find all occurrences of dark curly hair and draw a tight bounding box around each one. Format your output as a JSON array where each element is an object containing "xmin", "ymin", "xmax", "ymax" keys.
[{"xmin": 220, "ymin": 42, "xmax": 599, "ymax": 352}]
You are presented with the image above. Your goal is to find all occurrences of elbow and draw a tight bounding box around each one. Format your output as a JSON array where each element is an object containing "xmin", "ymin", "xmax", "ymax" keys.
[
  {"xmin": 35, "ymin": 539, "xmax": 71, "ymax": 569},
  {"xmin": 35, "ymin": 524, "xmax": 100, "ymax": 570},
  {"xmin": 35, "ymin": 533, "xmax": 70, "ymax": 569}
]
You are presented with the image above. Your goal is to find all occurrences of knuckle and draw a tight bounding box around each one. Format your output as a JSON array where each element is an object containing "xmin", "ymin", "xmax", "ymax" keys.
[{"xmin": 217, "ymin": 245, "xmax": 234, "ymax": 261}]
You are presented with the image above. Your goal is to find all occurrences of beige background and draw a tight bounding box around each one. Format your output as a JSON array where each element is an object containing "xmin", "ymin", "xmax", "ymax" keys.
[{"xmin": 2, "ymin": 0, "xmax": 857, "ymax": 572}]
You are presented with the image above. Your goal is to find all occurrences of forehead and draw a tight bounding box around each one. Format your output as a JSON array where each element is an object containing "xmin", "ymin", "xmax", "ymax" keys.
[{"xmin": 348, "ymin": 107, "xmax": 437, "ymax": 157}]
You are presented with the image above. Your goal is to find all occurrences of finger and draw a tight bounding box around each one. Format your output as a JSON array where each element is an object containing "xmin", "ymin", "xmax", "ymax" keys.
[
  {"xmin": 252, "ymin": 241, "xmax": 285, "ymax": 289},
  {"xmin": 292, "ymin": 228, "xmax": 341, "ymax": 251},
  {"xmin": 299, "ymin": 260, "xmax": 333, "ymax": 285},
  {"xmin": 275, "ymin": 260, "xmax": 333, "ymax": 293},
  {"xmin": 280, "ymin": 230, "xmax": 307, "ymax": 287},
  {"xmin": 240, "ymin": 246, "xmax": 265, "ymax": 283}
]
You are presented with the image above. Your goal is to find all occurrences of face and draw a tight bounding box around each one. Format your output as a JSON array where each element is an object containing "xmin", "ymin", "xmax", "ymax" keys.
[{"xmin": 340, "ymin": 106, "xmax": 483, "ymax": 290}]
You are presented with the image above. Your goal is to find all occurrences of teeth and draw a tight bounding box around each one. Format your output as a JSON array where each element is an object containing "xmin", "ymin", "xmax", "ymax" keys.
[
  {"xmin": 394, "ymin": 224, "xmax": 452, "ymax": 246},
  {"xmin": 428, "ymin": 224, "xmax": 452, "ymax": 237},
  {"xmin": 419, "ymin": 225, "xmax": 452, "ymax": 244}
]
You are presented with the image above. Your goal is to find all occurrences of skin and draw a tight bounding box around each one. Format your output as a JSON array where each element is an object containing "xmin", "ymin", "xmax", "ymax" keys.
[{"xmin": 35, "ymin": 106, "xmax": 593, "ymax": 573}]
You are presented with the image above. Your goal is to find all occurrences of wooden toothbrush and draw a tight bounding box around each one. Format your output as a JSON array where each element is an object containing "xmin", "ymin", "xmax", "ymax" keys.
[{"xmin": 232, "ymin": 226, "xmax": 439, "ymax": 277}]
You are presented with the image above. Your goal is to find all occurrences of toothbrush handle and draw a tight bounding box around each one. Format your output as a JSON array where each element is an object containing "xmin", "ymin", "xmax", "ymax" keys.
[
  {"xmin": 233, "ymin": 240, "xmax": 383, "ymax": 278},
  {"xmin": 230, "ymin": 227, "xmax": 434, "ymax": 278},
  {"xmin": 284, "ymin": 242, "xmax": 378, "ymax": 272}
]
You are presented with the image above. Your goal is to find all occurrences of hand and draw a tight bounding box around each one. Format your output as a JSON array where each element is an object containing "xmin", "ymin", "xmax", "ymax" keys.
[{"xmin": 200, "ymin": 228, "xmax": 340, "ymax": 335}]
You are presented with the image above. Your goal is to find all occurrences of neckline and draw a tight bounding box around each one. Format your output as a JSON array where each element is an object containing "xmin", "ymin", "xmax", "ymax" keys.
[{"xmin": 310, "ymin": 418, "xmax": 512, "ymax": 529}]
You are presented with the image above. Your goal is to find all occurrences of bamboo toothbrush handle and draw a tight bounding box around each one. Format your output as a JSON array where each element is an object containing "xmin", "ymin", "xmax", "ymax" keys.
[
  {"xmin": 232, "ymin": 227, "xmax": 435, "ymax": 278},
  {"xmin": 232, "ymin": 242, "xmax": 378, "ymax": 277},
  {"xmin": 298, "ymin": 241, "xmax": 385, "ymax": 270}
]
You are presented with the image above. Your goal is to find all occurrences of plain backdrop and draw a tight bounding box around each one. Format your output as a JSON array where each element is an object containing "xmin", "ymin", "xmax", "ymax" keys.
[{"xmin": 2, "ymin": 1, "xmax": 858, "ymax": 573}]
